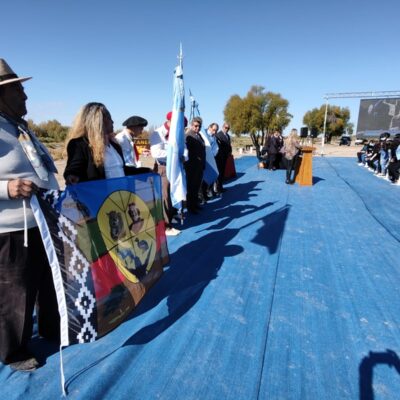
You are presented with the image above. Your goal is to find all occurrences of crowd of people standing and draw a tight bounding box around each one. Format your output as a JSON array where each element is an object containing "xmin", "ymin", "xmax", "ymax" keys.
[
  {"xmin": 356, "ymin": 132, "xmax": 400, "ymax": 185},
  {"xmin": 150, "ymin": 115, "xmax": 232, "ymax": 232}
]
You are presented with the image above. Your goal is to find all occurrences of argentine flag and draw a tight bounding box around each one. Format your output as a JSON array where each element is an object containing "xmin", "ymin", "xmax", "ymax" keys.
[
  {"xmin": 199, "ymin": 130, "xmax": 219, "ymax": 185},
  {"xmin": 166, "ymin": 62, "xmax": 187, "ymax": 209}
]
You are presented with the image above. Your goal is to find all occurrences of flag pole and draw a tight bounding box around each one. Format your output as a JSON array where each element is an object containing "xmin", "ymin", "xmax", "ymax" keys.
[
  {"xmin": 178, "ymin": 42, "xmax": 183, "ymax": 69},
  {"xmin": 178, "ymin": 43, "xmax": 184, "ymax": 225},
  {"xmin": 167, "ymin": 44, "xmax": 187, "ymax": 225}
]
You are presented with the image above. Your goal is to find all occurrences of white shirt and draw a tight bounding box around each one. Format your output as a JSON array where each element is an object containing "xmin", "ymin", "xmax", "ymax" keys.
[
  {"xmin": 150, "ymin": 125, "xmax": 169, "ymax": 164},
  {"xmin": 115, "ymin": 128, "xmax": 141, "ymax": 167},
  {"xmin": 104, "ymin": 144, "xmax": 125, "ymax": 179}
]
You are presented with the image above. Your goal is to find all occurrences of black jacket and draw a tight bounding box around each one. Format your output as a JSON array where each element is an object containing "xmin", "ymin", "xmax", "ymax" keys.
[
  {"xmin": 266, "ymin": 135, "xmax": 282, "ymax": 155},
  {"xmin": 216, "ymin": 130, "xmax": 232, "ymax": 158},
  {"xmin": 64, "ymin": 137, "xmax": 150, "ymax": 183},
  {"xmin": 185, "ymin": 130, "xmax": 206, "ymax": 169}
]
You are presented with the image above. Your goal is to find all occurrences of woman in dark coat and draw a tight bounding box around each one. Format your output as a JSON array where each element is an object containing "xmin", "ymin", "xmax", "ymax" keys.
[{"xmin": 64, "ymin": 102, "xmax": 149, "ymax": 184}]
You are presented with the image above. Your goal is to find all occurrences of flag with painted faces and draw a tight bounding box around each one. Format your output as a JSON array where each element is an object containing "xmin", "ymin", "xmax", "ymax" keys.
[{"xmin": 31, "ymin": 173, "xmax": 168, "ymax": 346}]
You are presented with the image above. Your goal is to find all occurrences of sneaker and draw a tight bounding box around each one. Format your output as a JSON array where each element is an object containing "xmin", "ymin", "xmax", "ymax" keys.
[
  {"xmin": 358, "ymin": 163, "xmax": 363, "ymax": 166},
  {"xmin": 165, "ymin": 227, "xmax": 181, "ymax": 236},
  {"xmin": 9, "ymin": 356, "xmax": 39, "ymax": 372}
]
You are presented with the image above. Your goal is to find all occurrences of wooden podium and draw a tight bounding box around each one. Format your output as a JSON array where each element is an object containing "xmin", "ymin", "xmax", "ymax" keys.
[{"xmin": 295, "ymin": 146, "xmax": 314, "ymax": 186}]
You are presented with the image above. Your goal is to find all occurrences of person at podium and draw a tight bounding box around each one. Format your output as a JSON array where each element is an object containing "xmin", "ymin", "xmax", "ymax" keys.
[{"xmin": 282, "ymin": 129, "xmax": 301, "ymax": 184}]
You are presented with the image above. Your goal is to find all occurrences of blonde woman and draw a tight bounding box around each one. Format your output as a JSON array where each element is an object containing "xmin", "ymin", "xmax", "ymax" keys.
[
  {"xmin": 283, "ymin": 128, "xmax": 301, "ymax": 184},
  {"xmin": 64, "ymin": 102, "xmax": 149, "ymax": 184}
]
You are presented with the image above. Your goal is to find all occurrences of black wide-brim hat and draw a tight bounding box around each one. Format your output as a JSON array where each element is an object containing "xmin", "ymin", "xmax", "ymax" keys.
[{"xmin": 122, "ymin": 116, "xmax": 148, "ymax": 128}]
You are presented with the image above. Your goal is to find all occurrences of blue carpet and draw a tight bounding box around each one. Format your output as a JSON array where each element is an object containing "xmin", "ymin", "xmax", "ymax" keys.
[{"xmin": 1, "ymin": 156, "xmax": 400, "ymax": 399}]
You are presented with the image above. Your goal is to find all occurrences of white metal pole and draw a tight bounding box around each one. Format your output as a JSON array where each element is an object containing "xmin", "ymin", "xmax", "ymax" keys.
[{"xmin": 321, "ymin": 99, "xmax": 329, "ymax": 156}]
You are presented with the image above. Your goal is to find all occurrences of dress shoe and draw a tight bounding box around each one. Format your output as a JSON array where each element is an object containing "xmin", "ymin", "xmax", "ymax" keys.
[
  {"xmin": 165, "ymin": 227, "xmax": 181, "ymax": 236},
  {"xmin": 9, "ymin": 357, "xmax": 39, "ymax": 372},
  {"xmin": 7, "ymin": 350, "xmax": 39, "ymax": 372}
]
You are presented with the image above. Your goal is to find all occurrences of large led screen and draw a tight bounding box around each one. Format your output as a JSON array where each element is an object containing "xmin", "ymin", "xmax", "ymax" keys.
[{"xmin": 356, "ymin": 98, "xmax": 400, "ymax": 137}]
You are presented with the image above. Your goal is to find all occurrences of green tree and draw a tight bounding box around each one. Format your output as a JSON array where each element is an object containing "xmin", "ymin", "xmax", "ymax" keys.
[
  {"xmin": 347, "ymin": 122, "xmax": 354, "ymax": 136},
  {"xmin": 303, "ymin": 105, "xmax": 351, "ymax": 143},
  {"xmin": 224, "ymin": 85, "xmax": 292, "ymax": 157},
  {"xmin": 27, "ymin": 119, "xmax": 69, "ymax": 142}
]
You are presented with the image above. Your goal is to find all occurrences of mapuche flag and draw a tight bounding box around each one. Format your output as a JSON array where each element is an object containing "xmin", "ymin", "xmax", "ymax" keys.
[{"xmin": 31, "ymin": 173, "xmax": 169, "ymax": 346}]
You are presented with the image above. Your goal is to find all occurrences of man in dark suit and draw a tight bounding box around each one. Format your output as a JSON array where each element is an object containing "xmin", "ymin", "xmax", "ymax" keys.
[
  {"xmin": 215, "ymin": 122, "xmax": 232, "ymax": 193},
  {"xmin": 184, "ymin": 117, "xmax": 206, "ymax": 213},
  {"xmin": 266, "ymin": 131, "xmax": 283, "ymax": 170}
]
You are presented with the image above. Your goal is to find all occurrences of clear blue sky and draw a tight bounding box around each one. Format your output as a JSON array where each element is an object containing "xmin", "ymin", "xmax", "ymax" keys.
[{"xmin": 2, "ymin": 0, "xmax": 399, "ymax": 134}]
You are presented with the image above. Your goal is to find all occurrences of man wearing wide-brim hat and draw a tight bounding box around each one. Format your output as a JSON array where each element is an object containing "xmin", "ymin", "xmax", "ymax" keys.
[
  {"xmin": 115, "ymin": 115, "xmax": 148, "ymax": 168},
  {"xmin": 0, "ymin": 59, "xmax": 60, "ymax": 371}
]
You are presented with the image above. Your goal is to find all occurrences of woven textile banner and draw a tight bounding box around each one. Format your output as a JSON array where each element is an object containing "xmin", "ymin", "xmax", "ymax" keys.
[{"xmin": 31, "ymin": 173, "xmax": 168, "ymax": 346}]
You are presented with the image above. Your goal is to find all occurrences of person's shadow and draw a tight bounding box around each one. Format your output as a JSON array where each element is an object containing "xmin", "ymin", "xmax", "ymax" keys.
[
  {"xmin": 359, "ymin": 349, "xmax": 400, "ymax": 399},
  {"xmin": 123, "ymin": 228, "xmax": 243, "ymax": 345},
  {"xmin": 184, "ymin": 180, "xmax": 267, "ymax": 230},
  {"xmin": 251, "ymin": 204, "xmax": 291, "ymax": 254},
  {"xmin": 200, "ymin": 200, "xmax": 276, "ymax": 232},
  {"xmin": 124, "ymin": 201, "xmax": 288, "ymax": 346}
]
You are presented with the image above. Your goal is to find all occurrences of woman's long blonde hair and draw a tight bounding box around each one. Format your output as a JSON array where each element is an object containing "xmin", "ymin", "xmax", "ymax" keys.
[
  {"xmin": 65, "ymin": 102, "xmax": 111, "ymax": 167},
  {"xmin": 285, "ymin": 128, "xmax": 299, "ymax": 145}
]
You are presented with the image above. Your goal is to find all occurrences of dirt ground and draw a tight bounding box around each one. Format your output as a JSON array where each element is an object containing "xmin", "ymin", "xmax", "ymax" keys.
[{"xmin": 54, "ymin": 143, "xmax": 360, "ymax": 189}]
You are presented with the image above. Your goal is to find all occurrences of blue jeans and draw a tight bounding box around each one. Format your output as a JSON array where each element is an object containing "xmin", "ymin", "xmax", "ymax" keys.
[{"xmin": 380, "ymin": 151, "xmax": 389, "ymax": 175}]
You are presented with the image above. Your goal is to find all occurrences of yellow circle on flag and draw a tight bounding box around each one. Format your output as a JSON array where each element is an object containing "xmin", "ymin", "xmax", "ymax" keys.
[{"xmin": 97, "ymin": 190, "xmax": 156, "ymax": 283}]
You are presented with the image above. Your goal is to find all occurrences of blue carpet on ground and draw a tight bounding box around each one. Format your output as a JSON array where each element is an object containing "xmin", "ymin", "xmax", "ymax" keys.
[{"xmin": 1, "ymin": 156, "xmax": 400, "ymax": 400}]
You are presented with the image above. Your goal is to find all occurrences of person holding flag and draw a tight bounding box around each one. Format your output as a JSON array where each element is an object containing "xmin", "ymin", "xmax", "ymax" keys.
[
  {"xmin": 188, "ymin": 91, "xmax": 219, "ymax": 203},
  {"xmin": 150, "ymin": 112, "xmax": 185, "ymax": 236},
  {"xmin": 0, "ymin": 59, "xmax": 60, "ymax": 371},
  {"xmin": 199, "ymin": 122, "xmax": 220, "ymax": 201},
  {"xmin": 166, "ymin": 48, "xmax": 188, "ymax": 221}
]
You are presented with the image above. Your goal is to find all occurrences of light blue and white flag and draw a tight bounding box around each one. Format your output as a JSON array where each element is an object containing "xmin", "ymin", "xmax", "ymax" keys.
[
  {"xmin": 199, "ymin": 130, "xmax": 219, "ymax": 185},
  {"xmin": 166, "ymin": 48, "xmax": 187, "ymax": 209},
  {"xmin": 189, "ymin": 90, "xmax": 219, "ymax": 186}
]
